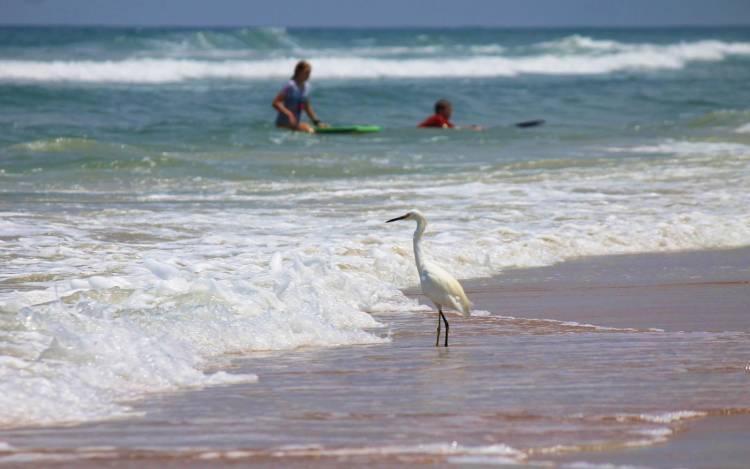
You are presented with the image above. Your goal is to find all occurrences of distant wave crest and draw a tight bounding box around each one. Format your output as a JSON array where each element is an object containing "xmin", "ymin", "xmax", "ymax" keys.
[{"xmin": 1, "ymin": 38, "xmax": 749, "ymax": 83}]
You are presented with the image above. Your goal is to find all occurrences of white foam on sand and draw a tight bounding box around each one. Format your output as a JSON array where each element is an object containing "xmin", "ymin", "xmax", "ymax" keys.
[
  {"xmin": 612, "ymin": 410, "xmax": 707, "ymax": 424},
  {"xmin": 195, "ymin": 441, "xmax": 526, "ymax": 463},
  {"xmin": 561, "ymin": 462, "xmax": 657, "ymax": 469},
  {"xmin": 634, "ymin": 411, "xmax": 707, "ymax": 424}
]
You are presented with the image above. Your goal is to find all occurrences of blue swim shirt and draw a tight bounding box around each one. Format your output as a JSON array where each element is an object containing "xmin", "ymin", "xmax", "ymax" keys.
[{"xmin": 275, "ymin": 80, "xmax": 310, "ymax": 126}]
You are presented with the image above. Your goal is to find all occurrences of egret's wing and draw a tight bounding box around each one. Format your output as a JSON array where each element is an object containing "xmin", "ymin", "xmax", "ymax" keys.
[{"xmin": 422, "ymin": 263, "xmax": 472, "ymax": 316}]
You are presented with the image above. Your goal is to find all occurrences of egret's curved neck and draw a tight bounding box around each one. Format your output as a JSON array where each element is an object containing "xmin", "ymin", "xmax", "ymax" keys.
[{"xmin": 412, "ymin": 218, "xmax": 427, "ymax": 273}]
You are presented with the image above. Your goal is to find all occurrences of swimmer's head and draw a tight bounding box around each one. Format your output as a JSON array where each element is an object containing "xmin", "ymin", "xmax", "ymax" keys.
[
  {"xmin": 293, "ymin": 60, "xmax": 312, "ymax": 81},
  {"xmin": 435, "ymin": 99, "xmax": 452, "ymax": 118}
]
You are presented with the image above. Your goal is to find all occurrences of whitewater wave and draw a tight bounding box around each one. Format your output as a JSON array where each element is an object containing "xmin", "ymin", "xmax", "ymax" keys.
[
  {"xmin": 0, "ymin": 252, "xmax": 391, "ymax": 428},
  {"xmin": 3, "ymin": 152, "xmax": 749, "ymax": 428},
  {"xmin": 1, "ymin": 38, "xmax": 748, "ymax": 83}
]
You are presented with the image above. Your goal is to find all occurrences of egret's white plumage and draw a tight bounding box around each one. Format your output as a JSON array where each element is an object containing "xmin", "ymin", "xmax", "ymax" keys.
[{"xmin": 387, "ymin": 209, "xmax": 471, "ymax": 346}]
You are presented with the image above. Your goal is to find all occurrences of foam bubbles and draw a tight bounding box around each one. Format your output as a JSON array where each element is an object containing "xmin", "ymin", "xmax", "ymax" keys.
[
  {"xmin": 0, "ymin": 249, "xmax": 391, "ymax": 428},
  {"xmin": 635, "ymin": 411, "xmax": 707, "ymax": 423}
]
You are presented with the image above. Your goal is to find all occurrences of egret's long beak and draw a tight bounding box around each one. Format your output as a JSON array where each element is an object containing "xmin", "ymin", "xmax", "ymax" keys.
[{"xmin": 386, "ymin": 214, "xmax": 409, "ymax": 223}]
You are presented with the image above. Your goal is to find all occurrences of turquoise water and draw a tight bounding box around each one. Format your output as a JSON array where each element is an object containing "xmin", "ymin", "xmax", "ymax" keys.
[
  {"xmin": 1, "ymin": 26, "xmax": 750, "ymax": 442},
  {"xmin": 2, "ymin": 27, "xmax": 750, "ymax": 183}
]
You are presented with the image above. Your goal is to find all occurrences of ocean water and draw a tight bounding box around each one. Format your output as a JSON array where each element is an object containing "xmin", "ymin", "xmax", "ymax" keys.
[{"xmin": 1, "ymin": 26, "xmax": 750, "ymax": 462}]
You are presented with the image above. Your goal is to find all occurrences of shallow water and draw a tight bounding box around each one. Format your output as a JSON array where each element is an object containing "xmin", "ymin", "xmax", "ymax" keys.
[
  {"xmin": 1, "ymin": 272, "xmax": 749, "ymax": 466},
  {"xmin": 1, "ymin": 26, "xmax": 750, "ymax": 444}
]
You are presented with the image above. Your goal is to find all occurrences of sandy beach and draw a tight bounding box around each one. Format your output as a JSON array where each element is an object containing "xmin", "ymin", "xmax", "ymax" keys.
[
  {"xmin": 461, "ymin": 247, "xmax": 750, "ymax": 333},
  {"xmin": 467, "ymin": 247, "xmax": 750, "ymax": 468},
  {"xmin": 551, "ymin": 413, "xmax": 750, "ymax": 469},
  {"xmin": 0, "ymin": 247, "xmax": 748, "ymax": 468}
]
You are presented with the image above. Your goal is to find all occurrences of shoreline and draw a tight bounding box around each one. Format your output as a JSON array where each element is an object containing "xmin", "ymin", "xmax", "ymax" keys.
[
  {"xmin": 1, "ymin": 246, "xmax": 749, "ymax": 468},
  {"xmin": 407, "ymin": 247, "xmax": 750, "ymax": 468},
  {"xmin": 547, "ymin": 413, "xmax": 750, "ymax": 469}
]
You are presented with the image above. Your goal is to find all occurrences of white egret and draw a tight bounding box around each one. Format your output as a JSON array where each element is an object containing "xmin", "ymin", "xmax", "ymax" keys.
[{"xmin": 386, "ymin": 210, "xmax": 471, "ymax": 347}]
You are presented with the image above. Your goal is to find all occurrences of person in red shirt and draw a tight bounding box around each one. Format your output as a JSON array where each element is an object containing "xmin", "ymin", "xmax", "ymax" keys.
[
  {"xmin": 418, "ymin": 99, "xmax": 482, "ymax": 130},
  {"xmin": 418, "ymin": 99, "xmax": 455, "ymax": 129}
]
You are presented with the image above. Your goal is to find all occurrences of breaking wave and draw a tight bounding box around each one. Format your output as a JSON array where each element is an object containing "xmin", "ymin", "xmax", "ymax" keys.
[{"xmin": 1, "ymin": 38, "xmax": 748, "ymax": 83}]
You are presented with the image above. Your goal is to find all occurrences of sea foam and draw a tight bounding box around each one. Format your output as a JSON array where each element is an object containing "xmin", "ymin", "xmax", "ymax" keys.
[
  {"xmin": 0, "ymin": 250, "xmax": 392, "ymax": 428},
  {"xmin": 2, "ymin": 124, "xmax": 749, "ymax": 429}
]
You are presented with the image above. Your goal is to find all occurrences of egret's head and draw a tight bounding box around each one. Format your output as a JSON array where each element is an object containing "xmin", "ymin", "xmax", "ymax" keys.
[{"xmin": 386, "ymin": 209, "xmax": 426, "ymax": 224}]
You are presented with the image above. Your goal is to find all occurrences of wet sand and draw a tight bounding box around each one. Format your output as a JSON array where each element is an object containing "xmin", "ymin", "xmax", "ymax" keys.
[
  {"xmin": 459, "ymin": 247, "xmax": 750, "ymax": 468},
  {"xmin": 0, "ymin": 247, "xmax": 748, "ymax": 468},
  {"xmin": 459, "ymin": 247, "xmax": 750, "ymax": 333},
  {"xmin": 550, "ymin": 413, "xmax": 750, "ymax": 469}
]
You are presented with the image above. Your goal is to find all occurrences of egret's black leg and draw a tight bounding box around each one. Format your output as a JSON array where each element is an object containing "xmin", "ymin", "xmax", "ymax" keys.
[
  {"xmin": 436, "ymin": 308, "xmax": 441, "ymax": 347},
  {"xmin": 440, "ymin": 310, "xmax": 449, "ymax": 347}
]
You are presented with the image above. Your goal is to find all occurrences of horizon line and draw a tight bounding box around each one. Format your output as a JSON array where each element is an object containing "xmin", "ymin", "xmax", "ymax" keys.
[{"xmin": 1, "ymin": 22, "xmax": 749, "ymax": 29}]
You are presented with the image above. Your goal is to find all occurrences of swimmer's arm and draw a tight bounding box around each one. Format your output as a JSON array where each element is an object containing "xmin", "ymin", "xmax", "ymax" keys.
[{"xmin": 303, "ymin": 101, "xmax": 326, "ymax": 127}]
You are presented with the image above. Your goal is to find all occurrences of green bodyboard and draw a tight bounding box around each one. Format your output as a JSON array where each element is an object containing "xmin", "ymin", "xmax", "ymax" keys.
[{"xmin": 315, "ymin": 125, "xmax": 381, "ymax": 134}]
